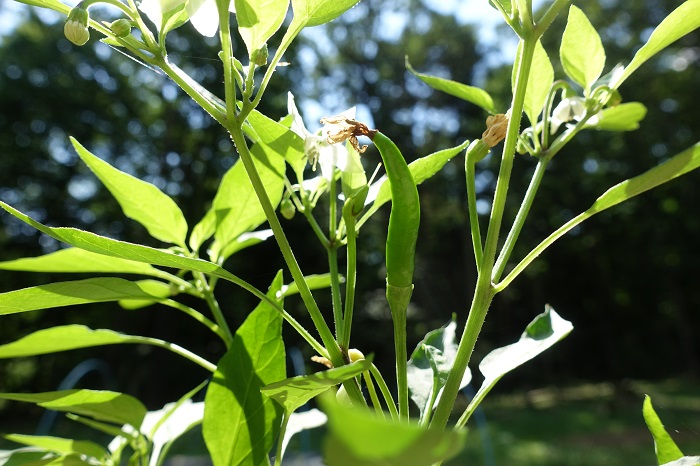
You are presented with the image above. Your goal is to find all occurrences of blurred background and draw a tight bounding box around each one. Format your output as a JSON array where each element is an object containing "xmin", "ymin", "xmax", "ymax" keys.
[{"xmin": 0, "ymin": 0, "xmax": 699, "ymax": 463}]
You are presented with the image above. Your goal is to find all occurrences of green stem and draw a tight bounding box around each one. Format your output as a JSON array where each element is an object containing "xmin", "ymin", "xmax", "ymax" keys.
[
  {"xmin": 273, "ymin": 412, "xmax": 290, "ymax": 466},
  {"xmin": 129, "ymin": 336, "xmax": 217, "ymax": 372},
  {"xmin": 123, "ymin": 0, "xmax": 157, "ymax": 51},
  {"xmin": 196, "ymin": 272, "xmax": 234, "ymax": 346},
  {"xmin": 227, "ymin": 124, "xmax": 362, "ymax": 401},
  {"xmin": 492, "ymin": 156, "xmax": 549, "ymax": 282},
  {"xmin": 391, "ymin": 298, "xmax": 409, "ymax": 421},
  {"xmin": 370, "ymin": 363, "xmax": 399, "ymax": 421},
  {"xmin": 340, "ymin": 215, "xmax": 358, "ymax": 351},
  {"xmin": 363, "ymin": 371, "xmax": 385, "ymax": 419},
  {"xmin": 217, "ymin": 0, "xmax": 237, "ymax": 126},
  {"xmin": 328, "ymin": 179, "xmax": 344, "ymax": 341},
  {"xmin": 430, "ymin": 37, "xmax": 537, "ymax": 430},
  {"xmin": 534, "ymin": 0, "xmax": 571, "ymax": 39},
  {"xmin": 161, "ymin": 299, "xmax": 228, "ymax": 343}
]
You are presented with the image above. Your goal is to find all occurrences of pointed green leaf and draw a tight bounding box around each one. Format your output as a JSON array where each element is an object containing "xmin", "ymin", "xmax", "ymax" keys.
[
  {"xmin": 71, "ymin": 138, "xmax": 188, "ymax": 247},
  {"xmin": 203, "ymin": 272, "xmax": 286, "ymax": 466},
  {"xmin": 406, "ymin": 57, "xmax": 496, "ymax": 114},
  {"xmin": 643, "ymin": 396, "xmax": 684, "ymax": 465},
  {"xmin": 361, "ymin": 140, "xmax": 469, "ymax": 224},
  {"xmin": 587, "ymin": 102, "xmax": 647, "ymax": 132},
  {"xmin": 0, "ymin": 248, "xmax": 160, "ymax": 277},
  {"xmin": 291, "ymin": 0, "xmax": 360, "ymax": 28},
  {"xmin": 0, "ymin": 201, "xmax": 242, "ymax": 284},
  {"xmin": 0, "ymin": 325, "xmax": 146, "ymax": 358},
  {"xmin": 560, "ymin": 5, "xmax": 606, "ymax": 91},
  {"xmin": 0, "ymin": 390, "xmax": 146, "ymax": 428},
  {"xmin": 503, "ymin": 143, "xmax": 700, "ymax": 289},
  {"xmin": 3, "ymin": 435, "xmax": 107, "ymax": 461},
  {"xmin": 612, "ymin": 0, "xmax": 700, "ymax": 88},
  {"xmin": 320, "ymin": 396, "xmax": 467, "ymax": 466},
  {"xmin": 463, "ymin": 306, "xmax": 572, "ymax": 421},
  {"xmin": 247, "ymin": 110, "xmax": 306, "ymax": 175},
  {"xmin": 262, "ymin": 358, "xmax": 372, "ymax": 415},
  {"xmin": 0, "ymin": 448, "xmax": 56, "ymax": 466},
  {"xmin": 514, "ymin": 40, "xmax": 553, "ymax": 125},
  {"xmin": 0, "ymin": 278, "xmax": 163, "ymax": 316},
  {"xmin": 191, "ymin": 143, "xmax": 284, "ymax": 261},
  {"xmin": 236, "ymin": 0, "xmax": 289, "ymax": 57},
  {"xmin": 407, "ymin": 319, "xmax": 472, "ymax": 423},
  {"xmin": 44, "ymin": 454, "xmax": 92, "ymax": 466},
  {"xmin": 118, "ymin": 279, "xmax": 172, "ymax": 310}
]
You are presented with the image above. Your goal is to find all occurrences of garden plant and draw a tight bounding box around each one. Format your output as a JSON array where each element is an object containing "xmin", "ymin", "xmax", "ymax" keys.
[{"xmin": 0, "ymin": 0, "xmax": 699, "ymax": 464}]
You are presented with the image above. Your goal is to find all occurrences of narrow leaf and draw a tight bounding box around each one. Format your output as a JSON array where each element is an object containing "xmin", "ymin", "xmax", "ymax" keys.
[
  {"xmin": 291, "ymin": 0, "xmax": 360, "ymax": 28},
  {"xmin": 362, "ymin": 140, "xmax": 469, "ymax": 223},
  {"xmin": 612, "ymin": 0, "xmax": 700, "ymax": 88},
  {"xmin": 560, "ymin": 5, "xmax": 606, "ymax": 91},
  {"xmin": 643, "ymin": 395, "xmax": 684, "ymax": 464},
  {"xmin": 0, "ymin": 278, "xmax": 162, "ymax": 316},
  {"xmin": 262, "ymin": 358, "xmax": 372, "ymax": 414},
  {"xmin": 0, "ymin": 325, "xmax": 148, "ymax": 358},
  {"xmin": 0, "ymin": 248, "xmax": 160, "ymax": 277},
  {"xmin": 0, "ymin": 448, "xmax": 56, "ymax": 466},
  {"xmin": 588, "ymin": 102, "xmax": 647, "ymax": 131},
  {"xmin": 0, "ymin": 390, "xmax": 146, "ymax": 428},
  {"xmin": 3, "ymin": 435, "xmax": 107, "ymax": 461},
  {"xmin": 466, "ymin": 306, "xmax": 572, "ymax": 418},
  {"xmin": 203, "ymin": 272, "xmax": 286, "ymax": 466},
  {"xmin": 321, "ymin": 396, "xmax": 467, "ymax": 466},
  {"xmin": 71, "ymin": 138, "xmax": 188, "ymax": 247},
  {"xmin": 406, "ymin": 57, "xmax": 495, "ymax": 114},
  {"xmin": 0, "ymin": 201, "xmax": 242, "ymax": 285},
  {"xmin": 118, "ymin": 279, "xmax": 172, "ymax": 310},
  {"xmin": 236, "ymin": 0, "xmax": 289, "ymax": 57}
]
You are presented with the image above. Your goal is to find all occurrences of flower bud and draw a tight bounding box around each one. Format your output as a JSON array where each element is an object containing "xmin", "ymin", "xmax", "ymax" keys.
[
  {"xmin": 64, "ymin": 7, "xmax": 90, "ymax": 46},
  {"xmin": 253, "ymin": 44, "xmax": 268, "ymax": 66},
  {"xmin": 347, "ymin": 348, "xmax": 365, "ymax": 362},
  {"xmin": 336, "ymin": 385, "xmax": 353, "ymax": 406},
  {"xmin": 280, "ymin": 198, "xmax": 295, "ymax": 220},
  {"xmin": 109, "ymin": 19, "xmax": 132, "ymax": 38}
]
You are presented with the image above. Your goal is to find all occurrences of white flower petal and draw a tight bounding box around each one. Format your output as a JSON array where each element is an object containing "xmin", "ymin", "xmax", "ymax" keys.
[
  {"xmin": 280, "ymin": 409, "xmax": 327, "ymax": 459},
  {"xmin": 287, "ymin": 92, "xmax": 311, "ymax": 139}
]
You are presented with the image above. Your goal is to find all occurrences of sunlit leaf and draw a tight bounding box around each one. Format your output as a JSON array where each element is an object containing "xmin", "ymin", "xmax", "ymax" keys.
[
  {"xmin": 236, "ymin": 0, "xmax": 289, "ymax": 57},
  {"xmin": 118, "ymin": 279, "xmax": 172, "ymax": 310},
  {"xmin": 0, "ymin": 248, "xmax": 160, "ymax": 277},
  {"xmin": 0, "ymin": 390, "xmax": 146, "ymax": 428},
  {"xmin": 320, "ymin": 396, "xmax": 467, "ymax": 466},
  {"xmin": 0, "ymin": 278, "xmax": 162, "ymax": 316},
  {"xmin": 643, "ymin": 395, "xmax": 684, "ymax": 465},
  {"xmin": 247, "ymin": 110, "xmax": 306, "ymax": 175},
  {"xmin": 291, "ymin": 0, "xmax": 360, "ymax": 28},
  {"xmin": 611, "ymin": 0, "xmax": 700, "ymax": 88},
  {"xmin": 587, "ymin": 102, "xmax": 647, "ymax": 132},
  {"xmin": 560, "ymin": 5, "xmax": 606, "ymax": 91},
  {"xmin": 203, "ymin": 272, "xmax": 285, "ymax": 466},
  {"xmin": 262, "ymin": 358, "xmax": 372, "ymax": 414},
  {"xmin": 0, "ymin": 448, "xmax": 56, "ymax": 466},
  {"xmin": 3, "ymin": 435, "xmax": 106, "ymax": 461},
  {"xmin": 71, "ymin": 138, "xmax": 188, "ymax": 248},
  {"xmin": 406, "ymin": 57, "xmax": 496, "ymax": 114}
]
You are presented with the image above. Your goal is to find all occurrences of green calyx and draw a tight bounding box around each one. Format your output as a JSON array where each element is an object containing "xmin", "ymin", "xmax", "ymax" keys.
[{"xmin": 64, "ymin": 6, "xmax": 90, "ymax": 45}]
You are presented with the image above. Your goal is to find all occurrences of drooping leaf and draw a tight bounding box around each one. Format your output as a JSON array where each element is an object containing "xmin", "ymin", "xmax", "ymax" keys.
[
  {"xmin": 0, "ymin": 248, "xmax": 160, "ymax": 277},
  {"xmin": 236, "ymin": 0, "xmax": 289, "ymax": 58},
  {"xmin": 611, "ymin": 0, "xmax": 700, "ymax": 88},
  {"xmin": 0, "ymin": 278, "xmax": 162, "ymax": 316},
  {"xmin": 361, "ymin": 140, "xmax": 469, "ymax": 224},
  {"xmin": 320, "ymin": 396, "xmax": 467, "ymax": 466},
  {"xmin": 71, "ymin": 138, "xmax": 188, "ymax": 248},
  {"xmin": 0, "ymin": 325, "xmax": 148, "ymax": 358},
  {"xmin": 643, "ymin": 395, "xmax": 684, "ymax": 465},
  {"xmin": 2, "ymin": 435, "xmax": 107, "ymax": 462},
  {"xmin": 291, "ymin": 0, "xmax": 360, "ymax": 28},
  {"xmin": 203, "ymin": 272, "xmax": 286, "ymax": 466},
  {"xmin": 587, "ymin": 102, "xmax": 647, "ymax": 132},
  {"xmin": 514, "ymin": 40, "xmax": 553, "ymax": 126},
  {"xmin": 463, "ymin": 306, "xmax": 572, "ymax": 422},
  {"xmin": 118, "ymin": 279, "xmax": 172, "ymax": 310},
  {"xmin": 0, "ymin": 390, "xmax": 146, "ymax": 428},
  {"xmin": 560, "ymin": 5, "xmax": 606, "ymax": 91},
  {"xmin": 406, "ymin": 57, "xmax": 496, "ymax": 114},
  {"xmin": 407, "ymin": 319, "xmax": 472, "ymax": 423},
  {"xmin": 0, "ymin": 201, "xmax": 242, "ymax": 285},
  {"xmin": 262, "ymin": 358, "xmax": 372, "ymax": 414}
]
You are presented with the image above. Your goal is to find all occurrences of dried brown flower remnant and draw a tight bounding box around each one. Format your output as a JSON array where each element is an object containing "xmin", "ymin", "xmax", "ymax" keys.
[
  {"xmin": 482, "ymin": 113, "xmax": 509, "ymax": 147},
  {"xmin": 320, "ymin": 115, "xmax": 377, "ymax": 153},
  {"xmin": 311, "ymin": 355, "xmax": 333, "ymax": 369}
]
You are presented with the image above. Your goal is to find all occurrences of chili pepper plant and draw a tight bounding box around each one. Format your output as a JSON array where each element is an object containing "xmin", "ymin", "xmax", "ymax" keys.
[{"xmin": 1, "ymin": 0, "xmax": 699, "ymax": 464}]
